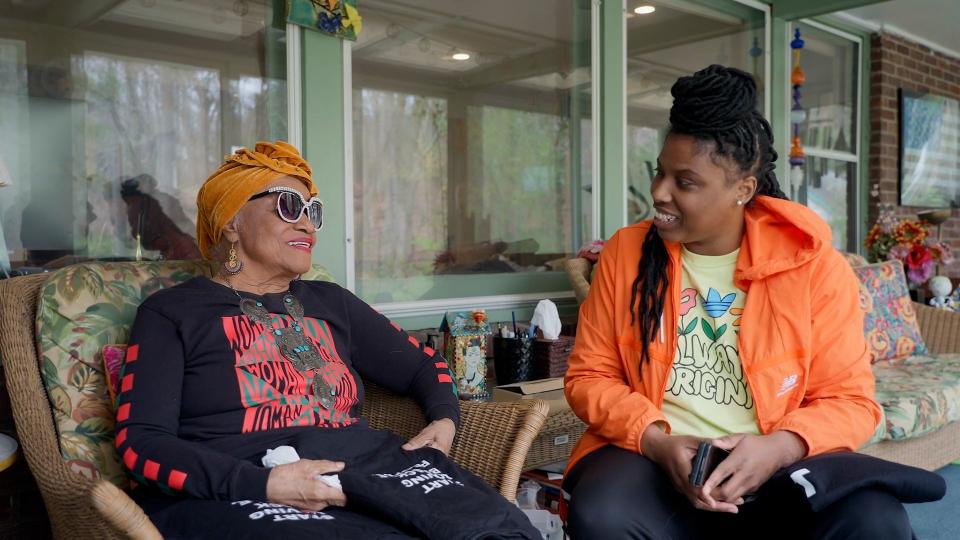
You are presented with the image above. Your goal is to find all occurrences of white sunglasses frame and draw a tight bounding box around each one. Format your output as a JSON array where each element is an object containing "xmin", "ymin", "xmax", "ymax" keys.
[{"xmin": 249, "ymin": 186, "xmax": 324, "ymax": 230}]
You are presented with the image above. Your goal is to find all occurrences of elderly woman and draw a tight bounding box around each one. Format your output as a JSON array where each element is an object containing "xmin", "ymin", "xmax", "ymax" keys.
[{"xmin": 115, "ymin": 142, "xmax": 538, "ymax": 539}]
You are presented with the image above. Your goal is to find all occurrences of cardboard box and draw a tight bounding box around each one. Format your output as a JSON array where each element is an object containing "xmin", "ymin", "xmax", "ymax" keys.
[{"xmin": 492, "ymin": 377, "xmax": 570, "ymax": 414}]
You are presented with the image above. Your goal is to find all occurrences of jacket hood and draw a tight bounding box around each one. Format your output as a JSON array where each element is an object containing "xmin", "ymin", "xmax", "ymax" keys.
[{"xmin": 734, "ymin": 195, "xmax": 832, "ymax": 284}]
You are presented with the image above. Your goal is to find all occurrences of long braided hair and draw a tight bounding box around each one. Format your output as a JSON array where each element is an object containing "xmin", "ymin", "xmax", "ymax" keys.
[{"xmin": 630, "ymin": 65, "xmax": 789, "ymax": 363}]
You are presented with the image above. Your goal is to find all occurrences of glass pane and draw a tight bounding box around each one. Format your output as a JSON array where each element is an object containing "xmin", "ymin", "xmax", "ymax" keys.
[
  {"xmin": 624, "ymin": 1, "xmax": 767, "ymax": 224},
  {"xmin": 0, "ymin": 1, "xmax": 286, "ymax": 275},
  {"xmin": 795, "ymin": 23, "xmax": 858, "ymax": 154},
  {"xmin": 353, "ymin": 0, "xmax": 592, "ymax": 303},
  {"xmin": 805, "ymin": 157, "xmax": 856, "ymax": 251}
]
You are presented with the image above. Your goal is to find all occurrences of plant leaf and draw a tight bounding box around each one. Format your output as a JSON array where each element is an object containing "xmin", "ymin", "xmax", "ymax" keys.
[
  {"xmin": 715, "ymin": 324, "xmax": 728, "ymax": 340},
  {"xmin": 683, "ymin": 318, "xmax": 698, "ymax": 335},
  {"xmin": 701, "ymin": 319, "xmax": 716, "ymax": 341},
  {"xmin": 76, "ymin": 416, "xmax": 116, "ymax": 444}
]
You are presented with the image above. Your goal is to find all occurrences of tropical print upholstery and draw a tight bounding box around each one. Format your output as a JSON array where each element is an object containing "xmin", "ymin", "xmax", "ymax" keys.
[
  {"xmin": 35, "ymin": 261, "xmax": 333, "ymax": 486},
  {"xmin": 873, "ymin": 354, "xmax": 960, "ymax": 441},
  {"xmin": 852, "ymin": 260, "xmax": 928, "ymax": 362}
]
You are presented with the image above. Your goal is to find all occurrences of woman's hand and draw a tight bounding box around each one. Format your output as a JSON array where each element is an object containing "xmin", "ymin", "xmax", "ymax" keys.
[
  {"xmin": 266, "ymin": 459, "xmax": 347, "ymax": 512},
  {"xmin": 702, "ymin": 431, "xmax": 807, "ymax": 506},
  {"xmin": 402, "ymin": 418, "xmax": 456, "ymax": 455},
  {"xmin": 640, "ymin": 425, "xmax": 740, "ymax": 514}
]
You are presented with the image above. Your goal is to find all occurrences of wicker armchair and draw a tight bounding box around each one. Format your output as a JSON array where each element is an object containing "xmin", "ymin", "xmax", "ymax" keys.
[
  {"xmin": 0, "ymin": 273, "xmax": 548, "ymax": 540},
  {"xmin": 563, "ymin": 258, "xmax": 592, "ymax": 304}
]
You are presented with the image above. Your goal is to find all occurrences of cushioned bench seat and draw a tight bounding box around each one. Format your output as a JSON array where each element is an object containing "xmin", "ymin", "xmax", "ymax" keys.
[{"xmin": 873, "ymin": 353, "xmax": 960, "ymax": 441}]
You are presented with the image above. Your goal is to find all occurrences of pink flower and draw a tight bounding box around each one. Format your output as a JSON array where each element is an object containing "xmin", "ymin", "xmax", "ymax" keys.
[
  {"xmin": 577, "ymin": 240, "xmax": 606, "ymax": 263},
  {"xmin": 887, "ymin": 245, "xmax": 910, "ymax": 262},
  {"xmin": 927, "ymin": 240, "xmax": 954, "ymax": 265},
  {"xmin": 679, "ymin": 288, "xmax": 698, "ymax": 316},
  {"xmin": 906, "ymin": 260, "xmax": 934, "ymax": 285}
]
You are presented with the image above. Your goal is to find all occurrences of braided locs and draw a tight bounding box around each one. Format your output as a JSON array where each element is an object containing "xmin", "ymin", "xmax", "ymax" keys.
[{"xmin": 632, "ymin": 65, "xmax": 788, "ymax": 363}]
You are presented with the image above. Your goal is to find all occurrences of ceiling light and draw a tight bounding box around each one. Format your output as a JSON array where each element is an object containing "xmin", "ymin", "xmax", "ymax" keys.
[
  {"xmin": 451, "ymin": 52, "xmax": 471, "ymax": 61},
  {"xmin": 634, "ymin": 5, "xmax": 656, "ymax": 15}
]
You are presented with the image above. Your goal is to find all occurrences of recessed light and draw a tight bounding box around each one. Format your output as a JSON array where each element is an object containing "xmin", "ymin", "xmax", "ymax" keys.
[
  {"xmin": 451, "ymin": 52, "xmax": 471, "ymax": 61},
  {"xmin": 634, "ymin": 5, "xmax": 656, "ymax": 15}
]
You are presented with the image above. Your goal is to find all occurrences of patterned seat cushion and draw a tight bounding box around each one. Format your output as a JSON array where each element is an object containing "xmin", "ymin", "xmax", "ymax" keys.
[
  {"xmin": 852, "ymin": 260, "xmax": 928, "ymax": 362},
  {"xmin": 873, "ymin": 354, "xmax": 960, "ymax": 441},
  {"xmin": 36, "ymin": 261, "xmax": 333, "ymax": 486}
]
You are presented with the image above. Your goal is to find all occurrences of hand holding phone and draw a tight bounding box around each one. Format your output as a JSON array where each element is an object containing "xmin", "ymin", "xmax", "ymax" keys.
[{"xmin": 688, "ymin": 441, "xmax": 730, "ymax": 487}]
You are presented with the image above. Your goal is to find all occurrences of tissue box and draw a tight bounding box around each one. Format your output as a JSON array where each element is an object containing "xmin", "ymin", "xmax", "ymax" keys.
[{"xmin": 532, "ymin": 336, "xmax": 575, "ymax": 379}]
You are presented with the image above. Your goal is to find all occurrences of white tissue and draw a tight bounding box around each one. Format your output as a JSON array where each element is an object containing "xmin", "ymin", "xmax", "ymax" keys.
[
  {"xmin": 316, "ymin": 474, "xmax": 342, "ymax": 490},
  {"xmin": 262, "ymin": 446, "xmax": 342, "ymax": 490},
  {"xmin": 530, "ymin": 299, "xmax": 562, "ymax": 340},
  {"xmin": 262, "ymin": 446, "xmax": 301, "ymax": 468}
]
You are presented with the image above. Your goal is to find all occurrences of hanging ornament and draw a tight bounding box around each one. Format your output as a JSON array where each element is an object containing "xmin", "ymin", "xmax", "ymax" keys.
[{"xmin": 789, "ymin": 27, "xmax": 806, "ymax": 199}]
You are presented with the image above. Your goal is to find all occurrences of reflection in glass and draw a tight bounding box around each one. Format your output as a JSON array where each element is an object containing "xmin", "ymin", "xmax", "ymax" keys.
[
  {"xmin": 805, "ymin": 158, "xmax": 856, "ymax": 250},
  {"xmin": 352, "ymin": 0, "xmax": 592, "ymax": 303},
  {"xmin": 625, "ymin": 1, "xmax": 766, "ymax": 224},
  {"xmin": 0, "ymin": 0, "xmax": 286, "ymax": 272},
  {"xmin": 795, "ymin": 23, "xmax": 858, "ymax": 154},
  {"xmin": 793, "ymin": 22, "xmax": 859, "ymax": 251}
]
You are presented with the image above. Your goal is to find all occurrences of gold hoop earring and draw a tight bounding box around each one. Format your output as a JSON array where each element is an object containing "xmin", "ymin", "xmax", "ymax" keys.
[{"xmin": 224, "ymin": 242, "xmax": 243, "ymax": 275}]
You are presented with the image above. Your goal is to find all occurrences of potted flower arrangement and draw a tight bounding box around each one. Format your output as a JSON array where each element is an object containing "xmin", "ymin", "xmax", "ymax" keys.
[{"xmin": 865, "ymin": 205, "xmax": 954, "ymax": 287}]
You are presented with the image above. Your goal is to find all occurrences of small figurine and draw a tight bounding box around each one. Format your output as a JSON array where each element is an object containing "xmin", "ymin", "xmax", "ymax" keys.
[{"xmin": 928, "ymin": 276, "xmax": 956, "ymax": 311}]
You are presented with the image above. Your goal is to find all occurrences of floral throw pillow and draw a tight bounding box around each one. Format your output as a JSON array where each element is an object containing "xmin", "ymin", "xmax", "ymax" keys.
[{"xmin": 853, "ymin": 260, "xmax": 928, "ymax": 362}]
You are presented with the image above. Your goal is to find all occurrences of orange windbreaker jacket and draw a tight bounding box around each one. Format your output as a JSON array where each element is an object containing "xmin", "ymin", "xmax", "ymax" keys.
[{"xmin": 564, "ymin": 196, "xmax": 882, "ymax": 473}]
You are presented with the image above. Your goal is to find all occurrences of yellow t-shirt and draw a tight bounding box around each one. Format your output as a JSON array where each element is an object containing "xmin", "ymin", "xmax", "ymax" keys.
[{"xmin": 661, "ymin": 246, "xmax": 759, "ymax": 438}]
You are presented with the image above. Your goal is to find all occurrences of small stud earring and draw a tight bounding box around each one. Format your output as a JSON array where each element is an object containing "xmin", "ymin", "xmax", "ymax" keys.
[
  {"xmin": 736, "ymin": 199, "xmax": 743, "ymax": 206},
  {"xmin": 224, "ymin": 242, "xmax": 243, "ymax": 274}
]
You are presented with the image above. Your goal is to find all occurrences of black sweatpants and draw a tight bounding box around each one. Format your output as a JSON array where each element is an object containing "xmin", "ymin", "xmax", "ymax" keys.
[
  {"xmin": 563, "ymin": 445, "xmax": 913, "ymax": 540},
  {"xmin": 140, "ymin": 430, "xmax": 539, "ymax": 540}
]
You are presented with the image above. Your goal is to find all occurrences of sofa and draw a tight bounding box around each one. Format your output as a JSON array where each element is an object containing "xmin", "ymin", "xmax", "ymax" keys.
[
  {"xmin": 564, "ymin": 253, "xmax": 960, "ymax": 471},
  {"xmin": 0, "ymin": 261, "xmax": 549, "ymax": 539}
]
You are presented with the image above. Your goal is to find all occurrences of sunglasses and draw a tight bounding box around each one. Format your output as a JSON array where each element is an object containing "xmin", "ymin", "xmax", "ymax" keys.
[{"xmin": 249, "ymin": 187, "xmax": 324, "ymax": 230}]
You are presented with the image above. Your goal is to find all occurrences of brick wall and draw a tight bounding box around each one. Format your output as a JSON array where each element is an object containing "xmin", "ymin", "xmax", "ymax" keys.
[{"xmin": 868, "ymin": 32, "xmax": 960, "ymax": 278}]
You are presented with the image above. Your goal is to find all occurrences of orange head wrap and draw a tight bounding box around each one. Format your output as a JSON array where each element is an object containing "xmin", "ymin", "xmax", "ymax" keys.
[{"xmin": 195, "ymin": 141, "xmax": 317, "ymax": 259}]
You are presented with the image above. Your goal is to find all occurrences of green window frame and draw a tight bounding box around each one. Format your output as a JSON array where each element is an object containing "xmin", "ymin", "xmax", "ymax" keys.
[{"xmin": 299, "ymin": 0, "xmax": 777, "ymax": 329}]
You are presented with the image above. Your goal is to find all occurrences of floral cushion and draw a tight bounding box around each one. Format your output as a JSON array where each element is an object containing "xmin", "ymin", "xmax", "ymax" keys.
[
  {"xmin": 36, "ymin": 261, "xmax": 333, "ymax": 487},
  {"xmin": 872, "ymin": 354, "xmax": 960, "ymax": 441},
  {"xmin": 853, "ymin": 260, "xmax": 928, "ymax": 362}
]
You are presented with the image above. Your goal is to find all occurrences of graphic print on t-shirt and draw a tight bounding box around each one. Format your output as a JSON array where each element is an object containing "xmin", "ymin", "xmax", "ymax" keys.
[
  {"xmin": 661, "ymin": 247, "xmax": 759, "ymax": 438},
  {"xmin": 222, "ymin": 313, "xmax": 358, "ymax": 432},
  {"xmin": 669, "ymin": 286, "xmax": 752, "ymax": 410}
]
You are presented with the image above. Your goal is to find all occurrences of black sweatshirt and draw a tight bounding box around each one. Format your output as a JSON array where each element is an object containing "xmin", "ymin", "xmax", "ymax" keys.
[{"xmin": 114, "ymin": 277, "xmax": 459, "ymax": 502}]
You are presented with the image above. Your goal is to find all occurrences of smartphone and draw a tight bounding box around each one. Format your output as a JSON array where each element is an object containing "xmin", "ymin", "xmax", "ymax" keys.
[{"xmin": 688, "ymin": 441, "xmax": 730, "ymax": 487}]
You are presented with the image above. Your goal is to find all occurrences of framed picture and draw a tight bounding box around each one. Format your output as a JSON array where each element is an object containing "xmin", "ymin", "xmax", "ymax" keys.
[{"xmin": 898, "ymin": 89, "xmax": 960, "ymax": 208}]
